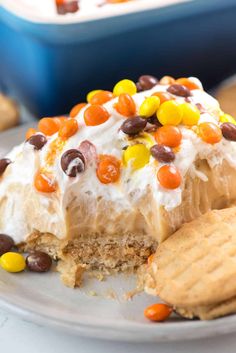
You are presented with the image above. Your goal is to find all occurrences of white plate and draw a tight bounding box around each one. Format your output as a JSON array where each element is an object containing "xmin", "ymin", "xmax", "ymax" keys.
[{"xmin": 1, "ymin": 125, "xmax": 236, "ymax": 343}]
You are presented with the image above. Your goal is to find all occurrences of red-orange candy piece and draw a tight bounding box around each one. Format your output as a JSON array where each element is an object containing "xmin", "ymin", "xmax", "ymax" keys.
[
  {"xmin": 144, "ymin": 303, "xmax": 172, "ymax": 322},
  {"xmin": 58, "ymin": 118, "xmax": 78, "ymax": 139},
  {"xmin": 151, "ymin": 92, "xmax": 173, "ymax": 104},
  {"xmin": 34, "ymin": 172, "xmax": 57, "ymax": 193},
  {"xmin": 97, "ymin": 155, "xmax": 120, "ymax": 184},
  {"xmin": 115, "ymin": 93, "xmax": 136, "ymax": 117},
  {"xmin": 25, "ymin": 128, "xmax": 37, "ymax": 140},
  {"xmin": 157, "ymin": 165, "xmax": 181, "ymax": 189},
  {"xmin": 84, "ymin": 105, "xmax": 110, "ymax": 126},
  {"xmin": 155, "ymin": 125, "xmax": 182, "ymax": 148},
  {"xmin": 90, "ymin": 91, "xmax": 113, "ymax": 105},
  {"xmin": 38, "ymin": 117, "xmax": 61, "ymax": 136},
  {"xmin": 69, "ymin": 103, "xmax": 87, "ymax": 118},
  {"xmin": 198, "ymin": 122, "xmax": 222, "ymax": 144},
  {"xmin": 176, "ymin": 78, "xmax": 201, "ymax": 90}
]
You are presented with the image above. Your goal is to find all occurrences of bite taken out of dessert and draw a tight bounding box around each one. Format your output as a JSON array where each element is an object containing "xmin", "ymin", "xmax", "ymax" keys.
[{"xmin": 1, "ymin": 74, "xmax": 236, "ymax": 321}]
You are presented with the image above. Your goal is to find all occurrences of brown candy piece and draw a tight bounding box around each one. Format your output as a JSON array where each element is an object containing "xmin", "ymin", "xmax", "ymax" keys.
[
  {"xmin": 27, "ymin": 134, "xmax": 47, "ymax": 150},
  {"xmin": 61, "ymin": 149, "xmax": 85, "ymax": 177},
  {"xmin": 120, "ymin": 116, "xmax": 147, "ymax": 135},
  {"xmin": 26, "ymin": 251, "xmax": 52, "ymax": 272},
  {"xmin": 150, "ymin": 144, "xmax": 175, "ymax": 163},
  {"xmin": 221, "ymin": 123, "xmax": 236, "ymax": 141},
  {"xmin": 0, "ymin": 234, "xmax": 14, "ymax": 256},
  {"xmin": 137, "ymin": 75, "xmax": 158, "ymax": 91},
  {"xmin": 167, "ymin": 84, "xmax": 191, "ymax": 97},
  {"xmin": 0, "ymin": 158, "xmax": 11, "ymax": 176},
  {"xmin": 79, "ymin": 140, "xmax": 97, "ymax": 164}
]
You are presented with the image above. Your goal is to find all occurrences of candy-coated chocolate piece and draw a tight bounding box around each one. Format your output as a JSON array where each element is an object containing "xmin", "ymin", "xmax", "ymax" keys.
[
  {"xmin": 61, "ymin": 149, "xmax": 85, "ymax": 177},
  {"xmin": 198, "ymin": 122, "xmax": 222, "ymax": 144},
  {"xmin": 120, "ymin": 116, "xmax": 147, "ymax": 135},
  {"xmin": 115, "ymin": 94, "xmax": 136, "ymax": 117},
  {"xmin": 139, "ymin": 96, "xmax": 160, "ymax": 118},
  {"xmin": 137, "ymin": 75, "xmax": 158, "ymax": 91},
  {"xmin": 157, "ymin": 165, "xmax": 181, "ymax": 189},
  {"xmin": 97, "ymin": 155, "xmax": 120, "ymax": 184},
  {"xmin": 27, "ymin": 134, "xmax": 47, "ymax": 150},
  {"xmin": 167, "ymin": 84, "xmax": 191, "ymax": 97},
  {"xmin": 86, "ymin": 90, "xmax": 102, "ymax": 103},
  {"xmin": 38, "ymin": 117, "xmax": 61, "ymax": 136},
  {"xmin": 90, "ymin": 91, "xmax": 113, "ymax": 105},
  {"xmin": 151, "ymin": 91, "xmax": 173, "ymax": 104},
  {"xmin": 0, "ymin": 234, "xmax": 14, "ymax": 256},
  {"xmin": 159, "ymin": 76, "xmax": 175, "ymax": 85},
  {"xmin": 220, "ymin": 113, "xmax": 236, "ymax": 125},
  {"xmin": 58, "ymin": 118, "xmax": 78, "ymax": 139},
  {"xmin": 84, "ymin": 105, "xmax": 110, "ymax": 126},
  {"xmin": 113, "ymin": 79, "xmax": 137, "ymax": 96},
  {"xmin": 0, "ymin": 158, "xmax": 11, "ymax": 176},
  {"xmin": 26, "ymin": 251, "xmax": 52, "ymax": 272},
  {"xmin": 0, "ymin": 252, "xmax": 26, "ymax": 273},
  {"xmin": 180, "ymin": 103, "xmax": 200, "ymax": 126},
  {"xmin": 34, "ymin": 172, "xmax": 57, "ymax": 193},
  {"xmin": 221, "ymin": 123, "xmax": 236, "ymax": 141},
  {"xmin": 150, "ymin": 144, "xmax": 175, "ymax": 163},
  {"xmin": 157, "ymin": 101, "xmax": 183, "ymax": 126},
  {"xmin": 144, "ymin": 303, "xmax": 172, "ymax": 322},
  {"xmin": 176, "ymin": 78, "xmax": 201, "ymax": 90},
  {"xmin": 123, "ymin": 144, "xmax": 150, "ymax": 170},
  {"xmin": 155, "ymin": 125, "xmax": 182, "ymax": 148},
  {"xmin": 69, "ymin": 103, "xmax": 87, "ymax": 118}
]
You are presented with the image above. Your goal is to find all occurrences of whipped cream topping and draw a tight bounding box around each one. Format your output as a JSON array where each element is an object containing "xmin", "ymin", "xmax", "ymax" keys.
[{"xmin": 1, "ymin": 77, "xmax": 236, "ymax": 243}]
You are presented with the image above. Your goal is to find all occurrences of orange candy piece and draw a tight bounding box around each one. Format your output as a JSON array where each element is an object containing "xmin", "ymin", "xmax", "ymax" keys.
[
  {"xmin": 97, "ymin": 155, "xmax": 120, "ymax": 184},
  {"xmin": 157, "ymin": 165, "xmax": 181, "ymax": 189},
  {"xmin": 38, "ymin": 117, "xmax": 67, "ymax": 136},
  {"xmin": 90, "ymin": 91, "xmax": 113, "ymax": 105},
  {"xmin": 176, "ymin": 78, "xmax": 201, "ymax": 90},
  {"xmin": 34, "ymin": 172, "xmax": 57, "ymax": 193},
  {"xmin": 115, "ymin": 93, "xmax": 136, "ymax": 117},
  {"xmin": 151, "ymin": 92, "xmax": 173, "ymax": 104},
  {"xmin": 69, "ymin": 103, "xmax": 87, "ymax": 118},
  {"xmin": 84, "ymin": 105, "xmax": 110, "ymax": 126},
  {"xmin": 198, "ymin": 122, "xmax": 222, "ymax": 144},
  {"xmin": 25, "ymin": 128, "xmax": 37, "ymax": 140},
  {"xmin": 144, "ymin": 303, "xmax": 172, "ymax": 322},
  {"xmin": 58, "ymin": 118, "xmax": 78, "ymax": 139},
  {"xmin": 38, "ymin": 118, "xmax": 61, "ymax": 136},
  {"xmin": 155, "ymin": 125, "xmax": 182, "ymax": 148}
]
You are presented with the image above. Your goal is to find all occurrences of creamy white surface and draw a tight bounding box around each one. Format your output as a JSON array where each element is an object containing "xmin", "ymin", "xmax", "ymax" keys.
[{"xmin": 1, "ymin": 77, "xmax": 236, "ymax": 242}]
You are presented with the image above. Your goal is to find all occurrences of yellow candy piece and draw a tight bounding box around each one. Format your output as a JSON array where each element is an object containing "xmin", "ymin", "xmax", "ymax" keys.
[
  {"xmin": 180, "ymin": 102, "xmax": 200, "ymax": 126},
  {"xmin": 157, "ymin": 100, "xmax": 182, "ymax": 126},
  {"xmin": 0, "ymin": 252, "xmax": 26, "ymax": 273},
  {"xmin": 139, "ymin": 96, "xmax": 160, "ymax": 118},
  {"xmin": 220, "ymin": 113, "xmax": 236, "ymax": 125},
  {"xmin": 113, "ymin": 79, "xmax": 137, "ymax": 96},
  {"xmin": 123, "ymin": 144, "xmax": 150, "ymax": 170},
  {"xmin": 87, "ymin": 90, "xmax": 102, "ymax": 103},
  {"xmin": 134, "ymin": 132, "xmax": 155, "ymax": 148}
]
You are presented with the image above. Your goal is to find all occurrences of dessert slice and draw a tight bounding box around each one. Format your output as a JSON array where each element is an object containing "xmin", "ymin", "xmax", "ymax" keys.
[{"xmin": 1, "ymin": 75, "xmax": 236, "ymax": 287}]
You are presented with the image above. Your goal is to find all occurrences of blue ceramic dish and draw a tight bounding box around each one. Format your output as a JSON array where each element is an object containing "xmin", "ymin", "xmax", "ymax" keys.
[{"xmin": 1, "ymin": 0, "xmax": 236, "ymax": 117}]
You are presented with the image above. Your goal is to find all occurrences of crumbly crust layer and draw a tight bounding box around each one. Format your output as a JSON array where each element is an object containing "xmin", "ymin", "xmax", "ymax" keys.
[{"xmin": 20, "ymin": 231, "xmax": 157, "ymax": 287}]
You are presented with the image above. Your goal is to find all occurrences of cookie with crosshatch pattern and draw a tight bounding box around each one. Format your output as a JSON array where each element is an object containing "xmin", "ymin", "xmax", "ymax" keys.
[{"xmin": 143, "ymin": 207, "xmax": 236, "ymax": 320}]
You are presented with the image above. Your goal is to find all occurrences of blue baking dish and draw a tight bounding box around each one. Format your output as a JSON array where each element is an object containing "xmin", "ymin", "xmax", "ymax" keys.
[{"xmin": 1, "ymin": 0, "xmax": 236, "ymax": 117}]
